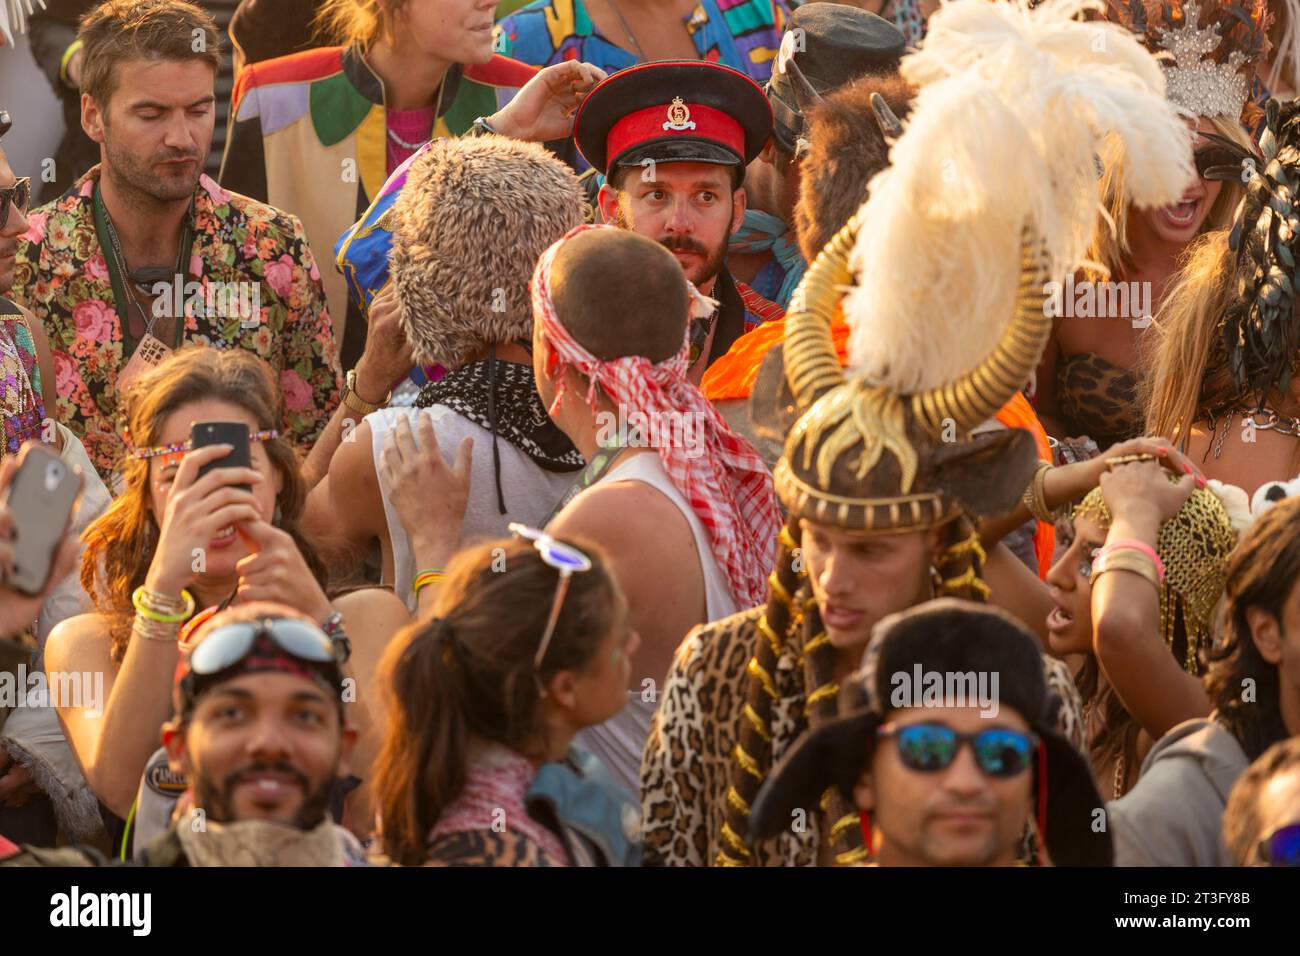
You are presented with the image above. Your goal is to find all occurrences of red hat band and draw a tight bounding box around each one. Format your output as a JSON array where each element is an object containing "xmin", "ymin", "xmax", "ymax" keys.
[{"xmin": 606, "ymin": 99, "xmax": 745, "ymax": 169}]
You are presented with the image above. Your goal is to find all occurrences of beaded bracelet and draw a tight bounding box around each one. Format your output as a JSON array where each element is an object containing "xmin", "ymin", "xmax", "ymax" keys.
[
  {"xmin": 132, "ymin": 586, "xmax": 196, "ymax": 623},
  {"xmin": 132, "ymin": 612, "xmax": 182, "ymax": 644},
  {"xmin": 1099, "ymin": 539, "xmax": 1165, "ymax": 582},
  {"xmin": 412, "ymin": 569, "xmax": 445, "ymax": 597}
]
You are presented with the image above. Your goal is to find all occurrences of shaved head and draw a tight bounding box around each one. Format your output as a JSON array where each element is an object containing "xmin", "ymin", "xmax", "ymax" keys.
[{"xmin": 548, "ymin": 229, "xmax": 689, "ymax": 362}]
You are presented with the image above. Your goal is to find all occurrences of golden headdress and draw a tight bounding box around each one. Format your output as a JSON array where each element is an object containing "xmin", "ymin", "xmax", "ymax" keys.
[{"xmin": 1074, "ymin": 481, "xmax": 1241, "ymax": 671}]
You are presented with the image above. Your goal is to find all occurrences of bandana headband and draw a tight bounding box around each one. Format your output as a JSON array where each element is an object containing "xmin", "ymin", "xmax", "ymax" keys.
[{"xmin": 530, "ymin": 224, "xmax": 780, "ymax": 608}]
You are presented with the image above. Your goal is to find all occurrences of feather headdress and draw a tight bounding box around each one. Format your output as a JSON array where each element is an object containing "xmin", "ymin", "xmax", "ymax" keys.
[
  {"xmin": 843, "ymin": 0, "xmax": 1194, "ymax": 393},
  {"xmin": 1, "ymin": 0, "xmax": 46, "ymax": 46}
]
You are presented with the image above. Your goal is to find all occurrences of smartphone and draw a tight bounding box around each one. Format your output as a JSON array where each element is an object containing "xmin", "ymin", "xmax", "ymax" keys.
[
  {"xmin": 2, "ymin": 444, "xmax": 84, "ymax": 596},
  {"xmin": 190, "ymin": 421, "xmax": 252, "ymax": 492}
]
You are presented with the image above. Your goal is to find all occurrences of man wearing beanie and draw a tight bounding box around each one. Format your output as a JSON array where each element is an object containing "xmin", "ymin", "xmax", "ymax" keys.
[{"xmin": 304, "ymin": 135, "xmax": 587, "ymax": 611}]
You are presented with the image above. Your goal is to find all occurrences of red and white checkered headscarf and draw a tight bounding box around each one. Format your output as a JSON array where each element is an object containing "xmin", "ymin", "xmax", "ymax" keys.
[{"xmin": 532, "ymin": 225, "xmax": 780, "ymax": 609}]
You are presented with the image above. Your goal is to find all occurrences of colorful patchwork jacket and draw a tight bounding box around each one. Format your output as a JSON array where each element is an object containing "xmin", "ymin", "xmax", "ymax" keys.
[
  {"xmin": 494, "ymin": 0, "xmax": 789, "ymax": 90},
  {"xmin": 220, "ymin": 45, "xmax": 536, "ymax": 368},
  {"xmin": 12, "ymin": 167, "xmax": 341, "ymax": 481}
]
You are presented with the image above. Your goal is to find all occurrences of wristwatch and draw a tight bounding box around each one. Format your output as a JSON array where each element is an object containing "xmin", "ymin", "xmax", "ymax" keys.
[
  {"xmin": 342, "ymin": 368, "xmax": 391, "ymax": 416},
  {"xmin": 320, "ymin": 611, "xmax": 352, "ymax": 663}
]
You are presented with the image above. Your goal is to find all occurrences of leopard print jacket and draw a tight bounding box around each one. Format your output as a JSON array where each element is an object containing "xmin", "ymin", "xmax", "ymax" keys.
[
  {"xmin": 641, "ymin": 606, "xmax": 820, "ymax": 867},
  {"xmin": 640, "ymin": 607, "xmax": 1090, "ymax": 868},
  {"xmin": 425, "ymin": 830, "xmax": 563, "ymax": 867}
]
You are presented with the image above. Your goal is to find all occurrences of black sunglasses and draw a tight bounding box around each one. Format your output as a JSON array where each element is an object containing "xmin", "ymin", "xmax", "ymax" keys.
[
  {"xmin": 877, "ymin": 721, "xmax": 1039, "ymax": 778},
  {"xmin": 0, "ymin": 177, "xmax": 30, "ymax": 225},
  {"xmin": 1193, "ymin": 144, "xmax": 1239, "ymax": 179}
]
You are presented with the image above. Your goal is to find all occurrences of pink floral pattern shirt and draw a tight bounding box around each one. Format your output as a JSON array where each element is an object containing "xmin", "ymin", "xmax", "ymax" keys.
[{"xmin": 11, "ymin": 166, "xmax": 342, "ymax": 479}]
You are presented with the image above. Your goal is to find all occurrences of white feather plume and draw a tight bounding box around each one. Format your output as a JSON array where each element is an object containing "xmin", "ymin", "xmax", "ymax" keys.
[
  {"xmin": 1, "ymin": 1, "xmax": 45, "ymax": 46},
  {"xmin": 843, "ymin": 0, "xmax": 1194, "ymax": 393}
]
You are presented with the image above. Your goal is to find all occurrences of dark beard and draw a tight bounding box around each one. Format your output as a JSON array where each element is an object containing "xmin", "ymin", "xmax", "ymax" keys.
[
  {"xmin": 657, "ymin": 233, "xmax": 725, "ymax": 287},
  {"xmin": 193, "ymin": 761, "xmax": 335, "ymax": 830},
  {"xmin": 103, "ymin": 136, "xmax": 202, "ymax": 206}
]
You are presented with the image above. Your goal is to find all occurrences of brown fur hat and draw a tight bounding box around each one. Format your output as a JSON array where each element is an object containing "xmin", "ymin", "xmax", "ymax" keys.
[
  {"xmin": 390, "ymin": 135, "xmax": 584, "ymax": 367},
  {"xmin": 794, "ymin": 73, "xmax": 914, "ymax": 262}
]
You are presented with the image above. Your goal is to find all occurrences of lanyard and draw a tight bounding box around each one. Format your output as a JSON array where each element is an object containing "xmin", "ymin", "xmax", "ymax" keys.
[
  {"xmin": 543, "ymin": 436, "xmax": 628, "ymax": 526},
  {"xmin": 92, "ymin": 182, "xmax": 195, "ymax": 356}
]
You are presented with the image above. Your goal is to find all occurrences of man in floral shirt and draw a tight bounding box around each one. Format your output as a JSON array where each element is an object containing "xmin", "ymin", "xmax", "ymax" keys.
[{"xmin": 10, "ymin": 0, "xmax": 340, "ymax": 481}]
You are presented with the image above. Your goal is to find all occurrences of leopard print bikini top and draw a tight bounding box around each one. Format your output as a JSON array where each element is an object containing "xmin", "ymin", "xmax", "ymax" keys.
[{"xmin": 1056, "ymin": 351, "xmax": 1144, "ymax": 449}]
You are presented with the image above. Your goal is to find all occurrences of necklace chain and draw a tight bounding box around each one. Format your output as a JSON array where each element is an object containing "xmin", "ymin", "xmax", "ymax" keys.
[
  {"xmin": 1211, "ymin": 407, "xmax": 1300, "ymax": 459},
  {"xmin": 386, "ymin": 81, "xmax": 446, "ymax": 151},
  {"xmin": 101, "ymin": 204, "xmax": 164, "ymax": 341},
  {"xmin": 607, "ymin": 0, "xmax": 647, "ymax": 61}
]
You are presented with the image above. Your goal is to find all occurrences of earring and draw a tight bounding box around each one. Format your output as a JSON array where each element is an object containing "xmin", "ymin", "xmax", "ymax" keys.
[{"xmin": 272, "ymin": 500, "xmax": 283, "ymax": 526}]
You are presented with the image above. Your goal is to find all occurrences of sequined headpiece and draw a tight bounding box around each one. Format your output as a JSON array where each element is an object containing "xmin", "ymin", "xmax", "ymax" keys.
[{"xmin": 1106, "ymin": 1, "xmax": 1272, "ymax": 122}]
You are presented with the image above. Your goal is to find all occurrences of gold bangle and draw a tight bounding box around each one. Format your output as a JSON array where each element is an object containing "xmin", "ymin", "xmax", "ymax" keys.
[
  {"xmin": 1092, "ymin": 557, "xmax": 1159, "ymax": 591},
  {"xmin": 1022, "ymin": 461, "xmax": 1054, "ymax": 524}
]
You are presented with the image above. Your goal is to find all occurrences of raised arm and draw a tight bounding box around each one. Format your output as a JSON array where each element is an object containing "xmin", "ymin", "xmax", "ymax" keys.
[{"xmin": 1090, "ymin": 461, "xmax": 1211, "ymax": 740}]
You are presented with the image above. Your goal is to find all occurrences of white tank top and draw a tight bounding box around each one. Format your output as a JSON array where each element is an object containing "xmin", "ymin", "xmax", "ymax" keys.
[
  {"xmin": 369, "ymin": 406, "xmax": 575, "ymax": 613},
  {"xmin": 572, "ymin": 452, "xmax": 737, "ymax": 796}
]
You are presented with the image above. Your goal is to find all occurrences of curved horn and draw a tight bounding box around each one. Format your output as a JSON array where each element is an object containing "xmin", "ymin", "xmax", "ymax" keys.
[
  {"xmin": 782, "ymin": 213, "xmax": 856, "ymax": 411},
  {"xmin": 911, "ymin": 230, "xmax": 1052, "ymax": 435},
  {"xmin": 784, "ymin": 56, "xmax": 826, "ymax": 116},
  {"xmin": 870, "ymin": 92, "xmax": 902, "ymax": 139}
]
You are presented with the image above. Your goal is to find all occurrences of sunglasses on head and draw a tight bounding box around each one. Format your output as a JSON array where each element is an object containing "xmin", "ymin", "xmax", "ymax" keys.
[
  {"xmin": 1, "ymin": 176, "xmax": 30, "ymax": 225},
  {"xmin": 188, "ymin": 617, "xmax": 340, "ymax": 677},
  {"xmin": 508, "ymin": 523, "xmax": 593, "ymax": 671},
  {"xmin": 1259, "ymin": 823, "xmax": 1300, "ymax": 867},
  {"xmin": 877, "ymin": 721, "xmax": 1038, "ymax": 778}
]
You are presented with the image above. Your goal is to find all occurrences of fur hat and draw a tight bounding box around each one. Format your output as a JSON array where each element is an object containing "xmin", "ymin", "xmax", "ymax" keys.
[
  {"xmin": 793, "ymin": 74, "xmax": 915, "ymax": 263},
  {"xmin": 389, "ymin": 135, "xmax": 584, "ymax": 368},
  {"xmin": 750, "ymin": 599, "xmax": 1113, "ymax": 866}
]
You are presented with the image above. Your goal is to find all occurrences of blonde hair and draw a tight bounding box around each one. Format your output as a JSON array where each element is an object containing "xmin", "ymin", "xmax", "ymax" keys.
[
  {"xmin": 315, "ymin": 0, "xmax": 407, "ymax": 50},
  {"xmin": 1083, "ymin": 115, "xmax": 1253, "ymax": 282},
  {"xmin": 1141, "ymin": 229, "xmax": 1238, "ymax": 444}
]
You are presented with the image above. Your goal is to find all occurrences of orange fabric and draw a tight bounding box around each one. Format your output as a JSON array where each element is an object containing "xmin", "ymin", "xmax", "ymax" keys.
[
  {"xmin": 703, "ymin": 310, "xmax": 1056, "ymax": 578},
  {"xmin": 993, "ymin": 392, "xmax": 1056, "ymax": 579},
  {"xmin": 702, "ymin": 312, "xmax": 850, "ymax": 400}
]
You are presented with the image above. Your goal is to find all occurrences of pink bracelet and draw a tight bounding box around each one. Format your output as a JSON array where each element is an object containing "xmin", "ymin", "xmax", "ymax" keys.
[{"xmin": 1100, "ymin": 539, "xmax": 1165, "ymax": 582}]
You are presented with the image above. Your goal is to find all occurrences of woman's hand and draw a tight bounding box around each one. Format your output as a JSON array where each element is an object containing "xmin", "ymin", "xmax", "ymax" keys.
[
  {"xmin": 233, "ymin": 519, "xmax": 333, "ymax": 622},
  {"xmin": 144, "ymin": 444, "xmax": 265, "ymax": 598},
  {"xmin": 1048, "ymin": 435, "xmax": 1204, "ymax": 506},
  {"xmin": 489, "ymin": 61, "xmax": 607, "ymax": 142},
  {"xmin": 379, "ymin": 413, "xmax": 472, "ymax": 563},
  {"xmin": 1099, "ymin": 458, "xmax": 1196, "ymax": 531}
]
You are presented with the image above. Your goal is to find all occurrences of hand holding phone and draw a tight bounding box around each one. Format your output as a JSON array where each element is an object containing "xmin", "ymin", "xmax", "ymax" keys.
[
  {"xmin": 142, "ymin": 427, "xmax": 264, "ymax": 599},
  {"xmin": 0, "ymin": 444, "xmax": 83, "ymax": 599}
]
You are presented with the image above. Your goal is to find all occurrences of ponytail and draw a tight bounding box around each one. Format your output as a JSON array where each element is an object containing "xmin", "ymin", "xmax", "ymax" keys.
[{"xmin": 373, "ymin": 617, "xmax": 470, "ymax": 866}]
